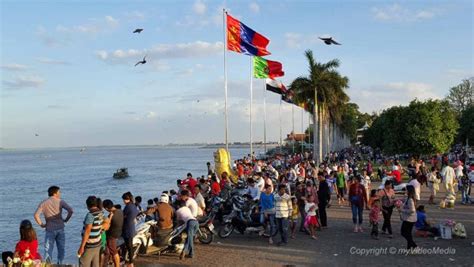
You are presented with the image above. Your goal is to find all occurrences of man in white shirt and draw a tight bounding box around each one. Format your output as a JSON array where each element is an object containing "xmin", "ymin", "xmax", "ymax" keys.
[
  {"xmin": 408, "ymin": 177, "xmax": 421, "ymax": 201},
  {"xmin": 180, "ymin": 190, "xmax": 202, "ymax": 217},
  {"xmin": 175, "ymin": 200, "xmax": 198, "ymax": 259},
  {"xmin": 441, "ymin": 163, "xmax": 456, "ymax": 195},
  {"xmin": 193, "ymin": 185, "xmax": 206, "ymax": 216},
  {"xmin": 255, "ymin": 173, "xmax": 265, "ymax": 192},
  {"xmin": 246, "ymin": 178, "xmax": 261, "ymax": 201}
]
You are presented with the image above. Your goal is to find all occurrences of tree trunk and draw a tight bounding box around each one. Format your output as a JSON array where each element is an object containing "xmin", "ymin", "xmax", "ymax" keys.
[
  {"xmin": 318, "ymin": 105, "xmax": 323, "ymax": 163},
  {"xmin": 313, "ymin": 88, "xmax": 318, "ymax": 162}
]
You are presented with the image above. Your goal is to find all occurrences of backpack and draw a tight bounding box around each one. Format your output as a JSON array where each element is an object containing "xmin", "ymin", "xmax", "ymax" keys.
[{"xmin": 381, "ymin": 189, "xmax": 392, "ymax": 208}]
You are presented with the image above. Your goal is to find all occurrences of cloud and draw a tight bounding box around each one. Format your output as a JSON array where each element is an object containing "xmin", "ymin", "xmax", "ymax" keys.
[
  {"xmin": 95, "ymin": 41, "xmax": 223, "ymax": 65},
  {"xmin": 47, "ymin": 105, "xmax": 68, "ymax": 109},
  {"xmin": 284, "ymin": 32, "xmax": 321, "ymax": 48},
  {"xmin": 3, "ymin": 76, "xmax": 45, "ymax": 89},
  {"xmin": 350, "ymin": 82, "xmax": 440, "ymax": 113},
  {"xmin": 36, "ymin": 26, "xmax": 67, "ymax": 47},
  {"xmin": 124, "ymin": 111, "xmax": 137, "ymax": 115},
  {"xmin": 146, "ymin": 111, "xmax": 157, "ymax": 118},
  {"xmin": 249, "ymin": 2, "xmax": 260, "ymax": 14},
  {"xmin": 1, "ymin": 63, "xmax": 29, "ymax": 71},
  {"xmin": 372, "ymin": 4, "xmax": 441, "ymax": 22},
  {"xmin": 193, "ymin": 0, "xmax": 207, "ymax": 15},
  {"xmin": 446, "ymin": 69, "xmax": 473, "ymax": 78},
  {"xmin": 36, "ymin": 57, "xmax": 71, "ymax": 65},
  {"xmin": 125, "ymin": 11, "xmax": 145, "ymax": 20}
]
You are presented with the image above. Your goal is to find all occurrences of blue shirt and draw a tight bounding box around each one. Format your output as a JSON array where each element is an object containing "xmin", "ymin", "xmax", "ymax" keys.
[
  {"xmin": 123, "ymin": 203, "xmax": 139, "ymax": 238},
  {"xmin": 259, "ymin": 193, "xmax": 275, "ymax": 212},
  {"xmin": 415, "ymin": 211, "xmax": 426, "ymax": 230}
]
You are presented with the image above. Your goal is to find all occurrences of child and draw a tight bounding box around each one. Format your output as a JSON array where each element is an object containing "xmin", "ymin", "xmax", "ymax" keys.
[
  {"xmin": 415, "ymin": 205, "xmax": 440, "ymax": 236},
  {"xmin": 304, "ymin": 195, "xmax": 319, "ymax": 239},
  {"xmin": 289, "ymin": 197, "xmax": 300, "ymax": 239},
  {"xmin": 369, "ymin": 199, "xmax": 381, "ymax": 240},
  {"xmin": 368, "ymin": 189, "xmax": 378, "ymax": 208},
  {"xmin": 15, "ymin": 220, "xmax": 41, "ymax": 262},
  {"xmin": 145, "ymin": 199, "xmax": 156, "ymax": 221}
]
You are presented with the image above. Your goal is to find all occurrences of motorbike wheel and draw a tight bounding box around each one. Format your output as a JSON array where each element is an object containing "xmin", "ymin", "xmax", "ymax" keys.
[
  {"xmin": 124, "ymin": 243, "xmax": 141, "ymax": 262},
  {"xmin": 198, "ymin": 227, "xmax": 214, "ymax": 244},
  {"xmin": 218, "ymin": 223, "xmax": 234, "ymax": 238}
]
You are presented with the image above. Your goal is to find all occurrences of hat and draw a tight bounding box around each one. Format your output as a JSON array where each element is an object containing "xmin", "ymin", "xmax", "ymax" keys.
[
  {"xmin": 159, "ymin": 194, "xmax": 169, "ymax": 203},
  {"xmin": 392, "ymin": 165, "xmax": 398, "ymax": 171}
]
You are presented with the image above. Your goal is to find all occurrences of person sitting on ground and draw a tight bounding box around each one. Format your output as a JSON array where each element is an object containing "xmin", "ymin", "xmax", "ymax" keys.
[
  {"xmin": 176, "ymin": 200, "xmax": 198, "ymax": 259},
  {"xmin": 415, "ymin": 205, "xmax": 440, "ymax": 236}
]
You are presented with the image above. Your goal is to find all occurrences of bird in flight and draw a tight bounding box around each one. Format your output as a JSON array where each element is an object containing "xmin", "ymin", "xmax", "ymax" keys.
[
  {"xmin": 35, "ymin": 133, "xmax": 39, "ymax": 136},
  {"xmin": 318, "ymin": 36, "xmax": 341, "ymax": 45},
  {"xmin": 135, "ymin": 55, "xmax": 147, "ymax": 66},
  {"xmin": 133, "ymin": 28, "xmax": 143, "ymax": 33}
]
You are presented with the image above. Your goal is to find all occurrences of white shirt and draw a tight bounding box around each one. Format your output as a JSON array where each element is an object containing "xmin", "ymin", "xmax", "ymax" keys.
[
  {"xmin": 186, "ymin": 198, "xmax": 201, "ymax": 217},
  {"xmin": 246, "ymin": 185, "xmax": 261, "ymax": 200},
  {"xmin": 441, "ymin": 166, "xmax": 455, "ymax": 185},
  {"xmin": 256, "ymin": 177, "xmax": 265, "ymax": 192},
  {"xmin": 304, "ymin": 202, "xmax": 317, "ymax": 216},
  {"xmin": 455, "ymin": 166, "xmax": 464, "ymax": 178},
  {"xmin": 194, "ymin": 193, "xmax": 206, "ymax": 212},
  {"xmin": 408, "ymin": 179, "xmax": 421, "ymax": 201},
  {"xmin": 176, "ymin": 206, "xmax": 195, "ymax": 223}
]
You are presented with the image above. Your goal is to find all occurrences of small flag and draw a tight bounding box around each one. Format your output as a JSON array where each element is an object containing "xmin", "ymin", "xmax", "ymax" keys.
[
  {"xmin": 227, "ymin": 13, "xmax": 270, "ymax": 56},
  {"xmin": 254, "ymin": 56, "xmax": 284, "ymax": 79},
  {"xmin": 282, "ymin": 89, "xmax": 294, "ymax": 104},
  {"xmin": 266, "ymin": 78, "xmax": 287, "ymax": 95}
]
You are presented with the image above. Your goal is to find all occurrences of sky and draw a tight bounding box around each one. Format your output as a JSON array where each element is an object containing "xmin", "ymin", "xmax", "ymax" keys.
[{"xmin": 1, "ymin": 0, "xmax": 473, "ymax": 148}]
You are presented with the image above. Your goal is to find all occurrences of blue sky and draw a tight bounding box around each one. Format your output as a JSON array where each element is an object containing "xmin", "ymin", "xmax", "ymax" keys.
[{"xmin": 1, "ymin": 0, "xmax": 472, "ymax": 148}]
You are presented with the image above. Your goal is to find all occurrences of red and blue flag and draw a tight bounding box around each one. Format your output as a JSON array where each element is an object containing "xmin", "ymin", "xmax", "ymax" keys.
[{"xmin": 227, "ymin": 13, "xmax": 270, "ymax": 56}]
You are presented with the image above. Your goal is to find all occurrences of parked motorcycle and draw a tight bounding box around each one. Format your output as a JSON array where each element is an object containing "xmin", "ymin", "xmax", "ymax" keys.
[{"xmin": 116, "ymin": 214, "xmax": 156, "ymax": 263}]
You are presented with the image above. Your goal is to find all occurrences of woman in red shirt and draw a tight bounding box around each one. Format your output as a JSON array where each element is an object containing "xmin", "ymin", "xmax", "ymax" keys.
[{"xmin": 15, "ymin": 220, "xmax": 41, "ymax": 261}]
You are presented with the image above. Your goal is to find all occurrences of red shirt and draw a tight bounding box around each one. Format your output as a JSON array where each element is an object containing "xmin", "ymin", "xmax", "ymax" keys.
[
  {"xmin": 392, "ymin": 170, "xmax": 401, "ymax": 183},
  {"xmin": 182, "ymin": 177, "xmax": 198, "ymax": 191},
  {"xmin": 211, "ymin": 181, "xmax": 221, "ymax": 196},
  {"xmin": 237, "ymin": 164, "xmax": 244, "ymax": 177},
  {"xmin": 15, "ymin": 240, "xmax": 41, "ymax": 260}
]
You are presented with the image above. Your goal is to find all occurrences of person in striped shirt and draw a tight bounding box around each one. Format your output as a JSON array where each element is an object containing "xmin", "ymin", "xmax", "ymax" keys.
[
  {"xmin": 78, "ymin": 196, "xmax": 104, "ymax": 267},
  {"xmin": 274, "ymin": 184, "xmax": 292, "ymax": 246}
]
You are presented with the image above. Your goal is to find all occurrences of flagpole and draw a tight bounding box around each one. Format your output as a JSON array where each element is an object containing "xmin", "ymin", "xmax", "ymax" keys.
[
  {"xmin": 223, "ymin": 9, "xmax": 229, "ymax": 151},
  {"xmin": 292, "ymin": 104, "xmax": 295, "ymax": 154},
  {"xmin": 250, "ymin": 57, "xmax": 253, "ymax": 157},
  {"xmin": 263, "ymin": 79, "xmax": 267, "ymax": 154},
  {"xmin": 279, "ymin": 98, "xmax": 282, "ymax": 154},
  {"xmin": 301, "ymin": 107, "xmax": 304, "ymax": 153}
]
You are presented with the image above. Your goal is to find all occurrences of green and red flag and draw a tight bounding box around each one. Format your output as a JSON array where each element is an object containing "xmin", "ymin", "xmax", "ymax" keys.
[{"xmin": 253, "ymin": 56, "xmax": 284, "ymax": 79}]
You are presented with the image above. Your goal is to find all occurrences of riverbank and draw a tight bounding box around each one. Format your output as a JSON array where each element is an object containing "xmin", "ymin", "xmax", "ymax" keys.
[{"xmin": 136, "ymin": 183, "xmax": 473, "ymax": 266}]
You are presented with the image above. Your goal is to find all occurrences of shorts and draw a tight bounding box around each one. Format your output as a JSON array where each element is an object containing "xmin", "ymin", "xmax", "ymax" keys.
[
  {"xmin": 337, "ymin": 187, "xmax": 345, "ymax": 197},
  {"xmin": 124, "ymin": 237, "xmax": 134, "ymax": 263},
  {"xmin": 304, "ymin": 215, "xmax": 318, "ymax": 227},
  {"xmin": 106, "ymin": 238, "xmax": 118, "ymax": 256}
]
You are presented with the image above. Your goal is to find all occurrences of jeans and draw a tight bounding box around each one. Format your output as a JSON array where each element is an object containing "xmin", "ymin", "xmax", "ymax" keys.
[
  {"xmin": 184, "ymin": 220, "xmax": 199, "ymax": 257},
  {"xmin": 351, "ymin": 205, "xmax": 363, "ymax": 225},
  {"xmin": 298, "ymin": 205, "xmax": 306, "ymax": 231},
  {"xmin": 79, "ymin": 246, "xmax": 100, "ymax": 267},
  {"xmin": 401, "ymin": 221, "xmax": 417, "ymax": 249},
  {"xmin": 275, "ymin": 217, "xmax": 289, "ymax": 244},
  {"xmin": 461, "ymin": 187, "xmax": 471, "ymax": 203},
  {"xmin": 44, "ymin": 228, "xmax": 65, "ymax": 264},
  {"xmin": 371, "ymin": 223, "xmax": 379, "ymax": 237},
  {"xmin": 381, "ymin": 206, "xmax": 393, "ymax": 235},
  {"xmin": 260, "ymin": 213, "xmax": 276, "ymax": 236}
]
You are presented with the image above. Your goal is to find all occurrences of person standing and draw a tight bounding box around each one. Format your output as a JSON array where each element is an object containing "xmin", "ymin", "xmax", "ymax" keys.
[
  {"xmin": 122, "ymin": 192, "xmax": 139, "ymax": 267},
  {"xmin": 274, "ymin": 184, "xmax": 292, "ymax": 246},
  {"xmin": 427, "ymin": 167, "xmax": 441, "ymax": 204},
  {"xmin": 336, "ymin": 166, "xmax": 346, "ymax": 205},
  {"xmin": 34, "ymin": 186, "xmax": 73, "ymax": 264},
  {"xmin": 399, "ymin": 185, "xmax": 417, "ymax": 250},
  {"xmin": 441, "ymin": 161, "xmax": 456, "ymax": 195},
  {"xmin": 102, "ymin": 200, "xmax": 123, "ymax": 267},
  {"xmin": 408, "ymin": 176, "xmax": 421, "ymax": 202},
  {"xmin": 317, "ymin": 173, "xmax": 331, "ymax": 228},
  {"xmin": 78, "ymin": 196, "xmax": 104, "ymax": 267},
  {"xmin": 348, "ymin": 176, "xmax": 368, "ymax": 233},
  {"xmin": 176, "ymin": 200, "xmax": 198, "ymax": 259},
  {"xmin": 378, "ymin": 181, "xmax": 395, "ymax": 238},
  {"xmin": 259, "ymin": 184, "xmax": 276, "ymax": 244}
]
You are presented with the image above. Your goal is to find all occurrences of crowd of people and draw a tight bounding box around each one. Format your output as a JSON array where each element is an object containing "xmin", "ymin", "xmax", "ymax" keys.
[{"xmin": 2, "ymin": 146, "xmax": 473, "ymax": 266}]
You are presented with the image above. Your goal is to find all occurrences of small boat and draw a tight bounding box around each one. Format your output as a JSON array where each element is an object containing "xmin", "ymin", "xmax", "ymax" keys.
[{"xmin": 113, "ymin": 168, "xmax": 129, "ymax": 179}]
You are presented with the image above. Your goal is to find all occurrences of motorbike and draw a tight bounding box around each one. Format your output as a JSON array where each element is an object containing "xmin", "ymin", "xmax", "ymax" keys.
[
  {"xmin": 116, "ymin": 214, "xmax": 156, "ymax": 263},
  {"xmin": 378, "ymin": 176, "xmax": 408, "ymax": 194},
  {"xmin": 218, "ymin": 194, "xmax": 277, "ymax": 238},
  {"xmin": 195, "ymin": 196, "xmax": 223, "ymax": 244},
  {"xmin": 151, "ymin": 223, "xmax": 188, "ymax": 259}
]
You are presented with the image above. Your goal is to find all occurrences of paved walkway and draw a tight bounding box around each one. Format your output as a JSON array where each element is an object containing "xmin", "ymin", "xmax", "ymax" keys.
[{"xmin": 136, "ymin": 184, "xmax": 473, "ymax": 266}]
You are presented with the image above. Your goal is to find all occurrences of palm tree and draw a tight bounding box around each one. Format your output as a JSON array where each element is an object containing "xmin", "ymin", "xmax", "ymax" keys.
[{"xmin": 290, "ymin": 50, "xmax": 349, "ymax": 162}]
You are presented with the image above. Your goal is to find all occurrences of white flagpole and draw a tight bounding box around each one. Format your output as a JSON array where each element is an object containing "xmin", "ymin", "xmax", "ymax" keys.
[
  {"xmin": 223, "ymin": 9, "xmax": 229, "ymax": 151},
  {"xmin": 279, "ymin": 98, "xmax": 282, "ymax": 154},
  {"xmin": 301, "ymin": 106, "xmax": 304, "ymax": 153},
  {"xmin": 263, "ymin": 79, "xmax": 267, "ymax": 154},
  {"xmin": 250, "ymin": 57, "xmax": 253, "ymax": 157},
  {"xmin": 292, "ymin": 104, "xmax": 295, "ymax": 154}
]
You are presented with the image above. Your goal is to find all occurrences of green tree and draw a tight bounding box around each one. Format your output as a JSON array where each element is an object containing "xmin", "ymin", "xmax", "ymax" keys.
[
  {"xmin": 290, "ymin": 50, "xmax": 349, "ymax": 162},
  {"xmin": 446, "ymin": 78, "xmax": 474, "ymax": 114},
  {"xmin": 457, "ymin": 104, "xmax": 474, "ymax": 145}
]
